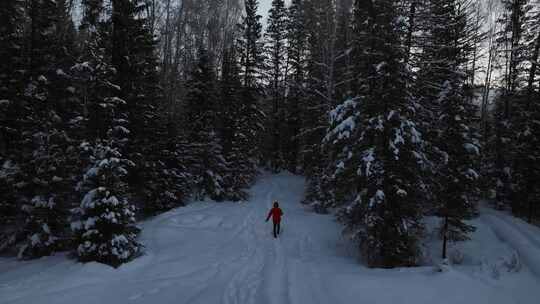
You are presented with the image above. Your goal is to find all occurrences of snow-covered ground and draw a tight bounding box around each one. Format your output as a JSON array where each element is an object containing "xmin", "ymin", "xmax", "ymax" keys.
[{"xmin": 1, "ymin": 172, "xmax": 539, "ymax": 304}]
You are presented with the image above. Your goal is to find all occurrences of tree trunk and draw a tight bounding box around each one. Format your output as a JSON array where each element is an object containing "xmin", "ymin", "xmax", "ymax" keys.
[
  {"xmin": 29, "ymin": 0, "xmax": 38, "ymax": 77},
  {"xmin": 112, "ymin": 0, "xmax": 130, "ymax": 93},
  {"xmin": 527, "ymin": 29, "xmax": 540, "ymax": 106},
  {"xmin": 442, "ymin": 215, "xmax": 448, "ymax": 259},
  {"xmin": 405, "ymin": 1, "xmax": 416, "ymax": 64},
  {"xmin": 528, "ymin": 197, "xmax": 533, "ymax": 223},
  {"xmin": 469, "ymin": 3, "xmax": 482, "ymax": 87}
]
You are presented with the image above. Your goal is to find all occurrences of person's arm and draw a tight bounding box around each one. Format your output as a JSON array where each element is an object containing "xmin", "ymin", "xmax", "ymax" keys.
[
  {"xmin": 266, "ymin": 210, "xmax": 272, "ymax": 222},
  {"xmin": 280, "ymin": 209, "xmax": 283, "ymax": 216}
]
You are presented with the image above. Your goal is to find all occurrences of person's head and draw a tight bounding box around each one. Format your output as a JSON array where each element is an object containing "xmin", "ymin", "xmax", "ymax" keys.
[{"xmin": 273, "ymin": 201, "xmax": 279, "ymax": 208}]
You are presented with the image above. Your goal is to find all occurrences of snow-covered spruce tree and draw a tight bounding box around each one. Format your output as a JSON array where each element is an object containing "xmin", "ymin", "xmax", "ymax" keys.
[
  {"xmin": 139, "ymin": 122, "xmax": 192, "ymax": 214},
  {"xmin": 283, "ymin": 0, "xmax": 308, "ymax": 173},
  {"xmin": 0, "ymin": 160, "xmax": 23, "ymax": 252},
  {"xmin": 302, "ymin": 0, "xmax": 356, "ymax": 207},
  {"xmin": 504, "ymin": 4, "xmax": 540, "ymax": 222},
  {"xmin": 490, "ymin": 0, "xmax": 532, "ymax": 211},
  {"xmin": 18, "ymin": 0, "xmax": 80, "ymax": 259},
  {"xmin": 300, "ymin": 0, "xmax": 336, "ymax": 205},
  {"xmin": 497, "ymin": 0, "xmax": 531, "ymax": 95},
  {"xmin": 333, "ymin": 0, "xmax": 354, "ymax": 103},
  {"xmin": 0, "ymin": 0, "xmax": 25, "ymax": 102},
  {"xmin": 218, "ymin": 46, "xmax": 251, "ymax": 200},
  {"xmin": 184, "ymin": 50, "xmax": 229, "ymax": 201},
  {"xmin": 526, "ymin": 7, "xmax": 540, "ymax": 98},
  {"xmin": 0, "ymin": 0, "xmax": 26, "ymax": 251},
  {"xmin": 140, "ymin": 124, "xmax": 194, "ymax": 214},
  {"xmin": 73, "ymin": 0, "xmax": 120, "ymax": 141},
  {"xmin": 122, "ymin": 1, "xmax": 185, "ymax": 214},
  {"xmin": 322, "ymin": 98, "xmax": 360, "ymax": 209},
  {"xmin": 236, "ymin": 84, "xmax": 265, "ymax": 179},
  {"xmin": 238, "ymin": 0, "xmax": 264, "ymax": 89},
  {"xmin": 72, "ymin": 139, "xmax": 139, "ymax": 267},
  {"xmin": 512, "ymin": 93, "xmax": 540, "ymax": 222},
  {"xmin": 19, "ymin": 106, "xmax": 80, "ymax": 259},
  {"xmin": 16, "ymin": 76, "xmax": 61, "ymax": 259},
  {"xmin": 521, "ymin": 6, "xmax": 540, "ymax": 222},
  {"xmin": 79, "ymin": 0, "xmax": 184, "ymax": 214},
  {"xmin": 153, "ymin": 131, "xmax": 194, "ymax": 210},
  {"xmin": 416, "ymin": 0, "xmax": 481, "ymax": 259},
  {"xmin": 330, "ymin": 0, "xmax": 427, "ymax": 268},
  {"xmin": 263, "ymin": 0, "xmax": 288, "ymax": 171},
  {"xmin": 235, "ymin": 0, "xmax": 265, "ymax": 178},
  {"xmin": 435, "ymin": 82, "xmax": 480, "ymax": 259},
  {"xmin": 70, "ymin": 1, "xmax": 140, "ymax": 266}
]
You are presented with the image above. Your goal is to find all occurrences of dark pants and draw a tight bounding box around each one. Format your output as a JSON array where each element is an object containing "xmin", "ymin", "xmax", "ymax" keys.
[{"xmin": 273, "ymin": 221, "xmax": 280, "ymax": 238}]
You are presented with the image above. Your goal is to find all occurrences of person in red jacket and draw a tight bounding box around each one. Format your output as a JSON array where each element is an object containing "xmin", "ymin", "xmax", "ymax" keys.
[{"xmin": 266, "ymin": 201, "xmax": 283, "ymax": 238}]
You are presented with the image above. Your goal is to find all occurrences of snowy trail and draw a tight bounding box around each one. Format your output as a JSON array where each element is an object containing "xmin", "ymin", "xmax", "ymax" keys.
[
  {"xmin": 1, "ymin": 172, "xmax": 540, "ymax": 304},
  {"xmin": 481, "ymin": 207, "xmax": 540, "ymax": 277}
]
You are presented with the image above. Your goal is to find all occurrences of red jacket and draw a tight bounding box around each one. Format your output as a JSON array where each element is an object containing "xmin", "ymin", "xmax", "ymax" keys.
[{"xmin": 266, "ymin": 207, "xmax": 283, "ymax": 223}]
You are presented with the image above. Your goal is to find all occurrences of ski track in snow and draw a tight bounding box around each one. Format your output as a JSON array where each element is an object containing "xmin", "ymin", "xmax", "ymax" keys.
[
  {"xmin": 1, "ymin": 172, "xmax": 540, "ymax": 304},
  {"xmin": 481, "ymin": 207, "xmax": 540, "ymax": 278}
]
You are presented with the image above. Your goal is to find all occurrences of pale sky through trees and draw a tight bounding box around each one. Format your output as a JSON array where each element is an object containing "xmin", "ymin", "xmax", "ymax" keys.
[
  {"xmin": 259, "ymin": 0, "xmax": 291, "ymax": 25},
  {"xmin": 259, "ymin": 0, "xmax": 272, "ymax": 18}
]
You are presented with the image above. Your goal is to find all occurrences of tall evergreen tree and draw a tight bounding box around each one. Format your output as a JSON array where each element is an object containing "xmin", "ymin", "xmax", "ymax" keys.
[
  {"xmin": 0, "ymin": 0, "xmax": 26, "ymax": 251},
  {"xmin": 323, "ymin": 0, "xmax": 428, "ymax": 268},
  {"xmin": 184, "ymin": 50, "xmax": 229, "ymax": 201},
  {"xmin": 417, "ymin": 0, "xmax": 481, "ymax": 259},
  {"xmin": 18, "ymin": 0, "xmax": 79, "ymax": 259},
  {"xmin": 72, "ymin": 139, "xmax": 140, "ymax": 267},
  {"xmin": 334, "ymin": 0, "xmax": 354, "ymax": 102},
  {"xmin": 526, "ymin": 6, "xmax": 540, "ymax": 96},
  {"xmin": 219, "ymin": 45, "xmax": 252, "ymax": 199},
  {"xmin": 69, "ymin": 0, "xmax": 141, "ymax": 266},
  {"xmin": 236, "ymin": 0, "xmax": 265, "ymax": 179},
  {"xmin": 283, "ymin": 0, "xmax": 308, "ymax": 173},
  {"xmin": 0, "ymin": 0, "xmax": 25, "ymax": 103},
  {"xmin": 263, "ymin": 0, "xmax": 288, "ymax": 170},
  {"xmin": 491, "ymin": 0, "xmax": 532, "ymax": 211},
  {"xmin": 238, "ymin": 0, "xmax": 264, "ymax": 88},
  {"xmin": 300, "ymin": 0, "xmax": 335, "ymax": 203},
  {"xmin": 508, "ymin": 2, "xmax": 540, "ymax": 221},
  {"xmin": 74, "ymin": 0, "xmax": 117, "ymax": 141},
  {"xmin": 107, "ymin": 0, "xmax": 187, "ymax": 214}
]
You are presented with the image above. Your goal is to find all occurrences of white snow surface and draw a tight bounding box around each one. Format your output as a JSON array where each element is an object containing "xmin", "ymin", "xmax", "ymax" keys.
[{"xmin": 1, "ymin": 173, "xmax": 539, "ymax": 304}]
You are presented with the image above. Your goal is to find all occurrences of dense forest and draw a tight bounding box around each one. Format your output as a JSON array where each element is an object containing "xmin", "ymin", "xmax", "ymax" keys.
[{"xmin": 0, "ymin": 0, "xmax": 539, "ymax": 269}]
